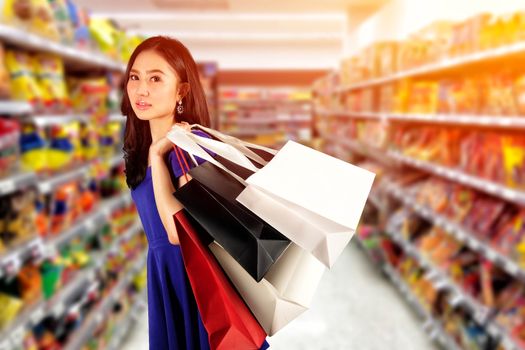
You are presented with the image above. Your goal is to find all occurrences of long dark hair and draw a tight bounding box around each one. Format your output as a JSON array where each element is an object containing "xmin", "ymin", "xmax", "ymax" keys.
[{"xmin": 121, "ymin": 36, "xmax": 211, "ymax": 189}]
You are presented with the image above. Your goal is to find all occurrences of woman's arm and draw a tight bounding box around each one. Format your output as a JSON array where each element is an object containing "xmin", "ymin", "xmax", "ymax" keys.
[{"xmin": 149, "ymin": 139, "xmax": 191, "ymax": 245}]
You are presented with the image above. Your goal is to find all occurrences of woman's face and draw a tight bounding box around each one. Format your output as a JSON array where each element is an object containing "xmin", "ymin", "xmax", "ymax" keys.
[{"xmin": 127, "ymin": 49, "xmax": 179, "ymax": 121}]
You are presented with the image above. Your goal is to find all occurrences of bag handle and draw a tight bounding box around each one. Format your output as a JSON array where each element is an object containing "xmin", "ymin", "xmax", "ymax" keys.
[
  {"xmin": 190, "ymin": 124, "xmax": 277, "ymax": 165},
  {"xmin": 168, "ymin": 125, "xmax": 250, "ymax": 186},
  {"xmin": 174, "ymin": 145, "xmax": 191, "ymax": 183}
]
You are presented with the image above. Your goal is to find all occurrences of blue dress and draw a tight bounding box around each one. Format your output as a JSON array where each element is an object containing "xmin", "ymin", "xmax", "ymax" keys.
[
  {"xmin": 130, "ymin": 130, "xmax": 269, "ymax": 350},
  {"xmin": 130, "ymin": 150, "xmax": 210, "ymax": 350}
]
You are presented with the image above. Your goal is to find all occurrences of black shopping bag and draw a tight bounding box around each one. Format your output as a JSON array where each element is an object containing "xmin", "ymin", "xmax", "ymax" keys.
[{"xmin": 174, "ymin": 160, "xmax": 290, "ymax": 282}]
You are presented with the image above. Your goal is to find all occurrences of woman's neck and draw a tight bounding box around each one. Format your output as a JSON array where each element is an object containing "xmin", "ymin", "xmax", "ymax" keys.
[{"xmin": 149, "ymin": 115, "xmax": 174, "ymax": 142}]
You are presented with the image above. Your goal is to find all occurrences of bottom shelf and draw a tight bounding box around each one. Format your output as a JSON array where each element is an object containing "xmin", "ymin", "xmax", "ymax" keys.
[{"xmin": 355, "ymin": 237, "xmax": 461, "ymax": 350}]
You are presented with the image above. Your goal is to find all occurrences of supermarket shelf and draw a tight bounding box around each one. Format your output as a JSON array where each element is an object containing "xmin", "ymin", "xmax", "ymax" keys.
[
  {"xmin": 337, "ymin": 138, "xmax": 397, "ymax": 167},
  {"xmin": 384, "ymin": 181, "xmax": 525, "ymax": 281},
  {"xmin": 316, "ymin": 109, "xmax": 387, "ymax": 121},
  {"xmin": 108, "ymin": 154, "xmax": 125, "ymax": 168},
  {"xmin": 337, "ymin": 40, "xmax": 525, "ymax": 92},
  {"xmin": 108, "ymin": 113, "xmax": 126, "ymax": 123},
  {"xmin": 30, "ymin": 114, "xmax": 91, "ymax": 127},
  {"xmin": 37, "ymin": 165, "xmax": 91, "ymax": 194},
  {"xmin": 385, "ymin": 229, "xmax": 493, "ymax": 325},
  {"xmin": 386, "ymin": 229, "xmax": 524, "ymax": 349},
  {"xmin": 382, "ymin": 264, "xmax": 462, "ymax": 350},
  {"xmin": 0, "ymin": 101, "xmax": 33, "ymax": 115},
  {"xmin": 221, "ymin": 116, "xmax": 311, "ymax": 125},
  {"xmin": 0, "ymin": 192, "xmax": 132, "ymax": 277},
  {"xmin": 0, "ymin": 268, "xmax": 95, "ymax": 348},
  {"xmin": 227, "ymin": 129, "xmax": 282, "ymax": 136},
  {"xmin": 0, "ymin": 237, "xmax": 45, "ymax": 278},
  {"xmin": 316, "ymin": 109, "xmax": 525, "ymax": 129},
  {"xmin": 0, "ymin": 171, "xmax": 38, "ymax": 196},
  {"xmin": 220, "ymin": 99, "xmax": 311, "ymax": 105},
  {"xmin": 47, "ymin": 193, "xmax": 133, "ymax": 249},
  {"xmin": 1, "ymin": 154, "xmax": 125, "ymax": 196},
  {"xmin": 0, "ymin": 25, "xmax": 125, "ymax": 71},
  {"xmin": 107, "ymin": 289, "xmax": 147, "ymax": 350},
  {"xmin": 388, "ymin": 151, "xmax": 525, "ymax": 206},
  {"xmin": 64, "ymin": 251, "xmax": 148, "ymax": 350},
  {"xmin": 0, "ymin": 219, "xmax": 143, "ymax": 350}
]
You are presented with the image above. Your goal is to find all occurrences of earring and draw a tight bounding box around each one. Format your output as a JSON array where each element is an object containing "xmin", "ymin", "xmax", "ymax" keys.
[{"xmin": 177, "ymin": 100, "xmax": 184, "ymax": 115}]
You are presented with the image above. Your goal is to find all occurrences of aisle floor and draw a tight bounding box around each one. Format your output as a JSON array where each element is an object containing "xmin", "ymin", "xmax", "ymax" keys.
[{"xmin": 121, "ymin": 243, "xmax": 437, "ymax": 350}]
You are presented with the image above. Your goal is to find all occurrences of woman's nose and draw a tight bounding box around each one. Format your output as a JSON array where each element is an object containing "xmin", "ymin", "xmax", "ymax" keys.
[{"xmin": 136, "ymin": 81, "xmax": 149, "ymax": 96}]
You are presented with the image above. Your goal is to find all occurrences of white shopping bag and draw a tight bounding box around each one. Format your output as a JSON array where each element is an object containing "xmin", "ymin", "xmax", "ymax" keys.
[
  {"xmin": 209, "ymin": 242, "xmax": 325, "ymax": 336},
  {"xmin": 237, "ymin": 141, "xmax": 376, "ymax": 267}
]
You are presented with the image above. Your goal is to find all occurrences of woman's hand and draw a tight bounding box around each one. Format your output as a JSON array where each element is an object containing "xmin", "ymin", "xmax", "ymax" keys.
[{"xmin": 149, "ymin": 122, "xmax": 191, "ymax": 158}]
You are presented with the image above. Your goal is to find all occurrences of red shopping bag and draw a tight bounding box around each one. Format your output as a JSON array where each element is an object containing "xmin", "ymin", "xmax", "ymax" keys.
[
  {"xmin": 174, "ymin": 212, "xmax": 267, "ymax": 350},
  {"xmin": 173, "ymin": 146, "xmax": 267, "ymax": 350}
]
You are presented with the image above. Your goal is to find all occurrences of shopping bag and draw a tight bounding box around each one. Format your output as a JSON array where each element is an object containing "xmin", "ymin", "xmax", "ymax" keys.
[
  {"xmin": 209, "ymin": 241, "xmax": 325, "ymax": 336},
  {"xmin": 167, "ymin": 125, "xmax": 376, "ymax": 268},
  {"xmin": 172, "ymin": 138, "xmax": 289, "ymax": 282},
  {"xmin": 237, "ymin": 141, "xmax": 376, "ymax": 267},
  {"xmin": 172, "ymin": 144, "xmax": 326, "ymax": 336},
  {"xmin": 174, "ymin": 210, "xmax": 268, "ymax": 350}
]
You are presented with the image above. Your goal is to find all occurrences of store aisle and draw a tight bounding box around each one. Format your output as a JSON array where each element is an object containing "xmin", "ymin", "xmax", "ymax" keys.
[{"xmin": 121, "ymin": 243, "xmax": 436, "ymax": 350}]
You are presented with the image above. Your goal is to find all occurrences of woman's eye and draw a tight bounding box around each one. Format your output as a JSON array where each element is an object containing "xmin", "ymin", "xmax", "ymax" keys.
[
  {"xmin": 151, "ymin": 76, "xmax": 161, "ymax": 82},
  {"xmin": 129, "ymin": 74, "xmax": 139, "ymax": 81}
]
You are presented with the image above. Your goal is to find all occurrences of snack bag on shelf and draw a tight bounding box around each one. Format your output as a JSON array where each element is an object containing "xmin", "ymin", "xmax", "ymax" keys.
[
  {"xmin": 0, "ymin": 292, "xmax": 23, "ymax": 328},
  {"xmin": 0, "ymin": 118, "xmax": 21, "ymax": 177},
  {"xmin": 1, "ymin": 0, "xmax": 32, "ymax": 29},
  {"xmin": 48, "ymin": 0, "xmax": 74, "ymax": 45},
  {"xmin": 514, "ymin": 73, "xmax": 525, "ymax": 116},
  {"xmin": 67, "ymin": 77, "xmax": 110, "ymax": 122},
  {"xmin": 492, "ymin": 209, "xmax": 525, "ymax": 257},
  {"xmin": 502, "ymin": 136, "xmax": 525, "ymax": 189},
  {"xmin": 47, "ymin": 123, "xmax": 78, "ymax": 171},
  {"xmin": 20, "ymin": 123, "xmax": 48, "ymax": 173},
  {"xmin": 88, "ymin": 18, "xmax": 119, "ymax": 59},
  {"xmin": 5, "ymin": 49, "xmax": 43, "ymax": 107},
  {"xmin": 393, "ymin": 79, "xmax": 411, "ymax": 114},
  {"xmin": 80, "ymin": 121, "xmax": 99, "ymax": 161},
  {"xmin": 0, "ymin": 42, "xmax": 11, "ymax": 99},
  {"xmin": 408, "ymin": 81, "xmax": 439, "ymax": 114},
  {"xmin": 30, "ymin": 0, "xmax": 60, "ymax": 40},
  {"xmin": 0, "ymin": 188, "xmax": 37, "ymax": 249},
  {"xmin": 65, "ymin": 0, "xmax": 92, "ymax": 50},
  {"xmin": 33, "ymin": 53, "xmax": 69, "ymax": 111}
]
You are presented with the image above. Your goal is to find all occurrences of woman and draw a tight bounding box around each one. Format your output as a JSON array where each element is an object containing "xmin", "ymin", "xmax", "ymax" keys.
[{"xmin": 122, "ymin": 36, "xmax": 210, "ymax": 350}]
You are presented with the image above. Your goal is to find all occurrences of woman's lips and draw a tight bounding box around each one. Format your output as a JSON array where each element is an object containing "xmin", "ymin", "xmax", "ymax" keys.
[{"xmin": 135, "ymin": 101, "xmax": 152, "ymax": 110}]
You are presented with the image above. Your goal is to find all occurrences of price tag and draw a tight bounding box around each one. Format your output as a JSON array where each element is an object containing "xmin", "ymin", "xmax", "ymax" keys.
[
  {"xmin": 485, "ymin": 249, "xmax": 497, "ymax": 262},
  {"xmin": 12, "ymin": 325, "xmax": 25, "ymax": 345},
  {"xmin": 4, "ymin": 254, "xmax": 21, "ymax": 276},
  {"xmin": 53, "ymin": 302, "xmax": 65, "ymax": 317},
  {"xmin": 506, "ymin": 262, "xmax": 520, "ymax": 277},
  {"xmin": 0, "ymin": 179, "xmax": 16, "ymax": 195},
  {"xmin": 0, "ymin": 339, "xmax": 11, "ymax": 350},
  {"xmin": 84, "ymin": 219, "xmax": 97, "ymax": 232},
  {"xmin": 31, "ymin": 306, "xmax": 45, "ymax": 324}
]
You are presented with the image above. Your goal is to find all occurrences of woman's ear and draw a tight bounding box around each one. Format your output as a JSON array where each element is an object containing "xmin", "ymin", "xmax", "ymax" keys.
[{"xmin": 177, "ymin": 82, "xmax": 191, "ymax": 100}]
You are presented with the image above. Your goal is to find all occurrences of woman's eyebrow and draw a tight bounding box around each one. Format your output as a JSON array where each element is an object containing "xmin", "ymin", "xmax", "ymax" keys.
[{"xmin": 129, "ymin": 68, "xmax": 166, "ymax": 75}]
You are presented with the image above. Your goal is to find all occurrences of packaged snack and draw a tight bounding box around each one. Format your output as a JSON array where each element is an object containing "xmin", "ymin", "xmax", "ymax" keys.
[
  {"xmin": 0, "ymin": 42, "xmax": 11, "ymax": 99},
  {"xmin": 0, "ymin": 118, "xmax": 20, "ymax": 177},
  {"xmin": 33, "ymin": 53, "xmax": 69, "ymax": 111},
  {"xmin": 30, "ymin": 0, "xmax": 59, "ymax": 40},
  {"xmin": 5, "ymin": 49, "xmax": 43, "ymax": 107},
  {"xmin": 502, "ymin": 136, "xmax": 525, "ymax": 189}
]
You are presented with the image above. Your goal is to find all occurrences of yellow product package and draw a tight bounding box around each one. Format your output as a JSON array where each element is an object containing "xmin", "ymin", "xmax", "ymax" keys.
[
  {"xmin": 502, "ymin": 136, "xmax": 525, "ymax": 189},
  {"xmin": 33, "ymin": 53, "xmax": 69, "ymax": 110},
  {"xmin": 5, "ymin": 50, "xmax": 43, "ymax": 106}
]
